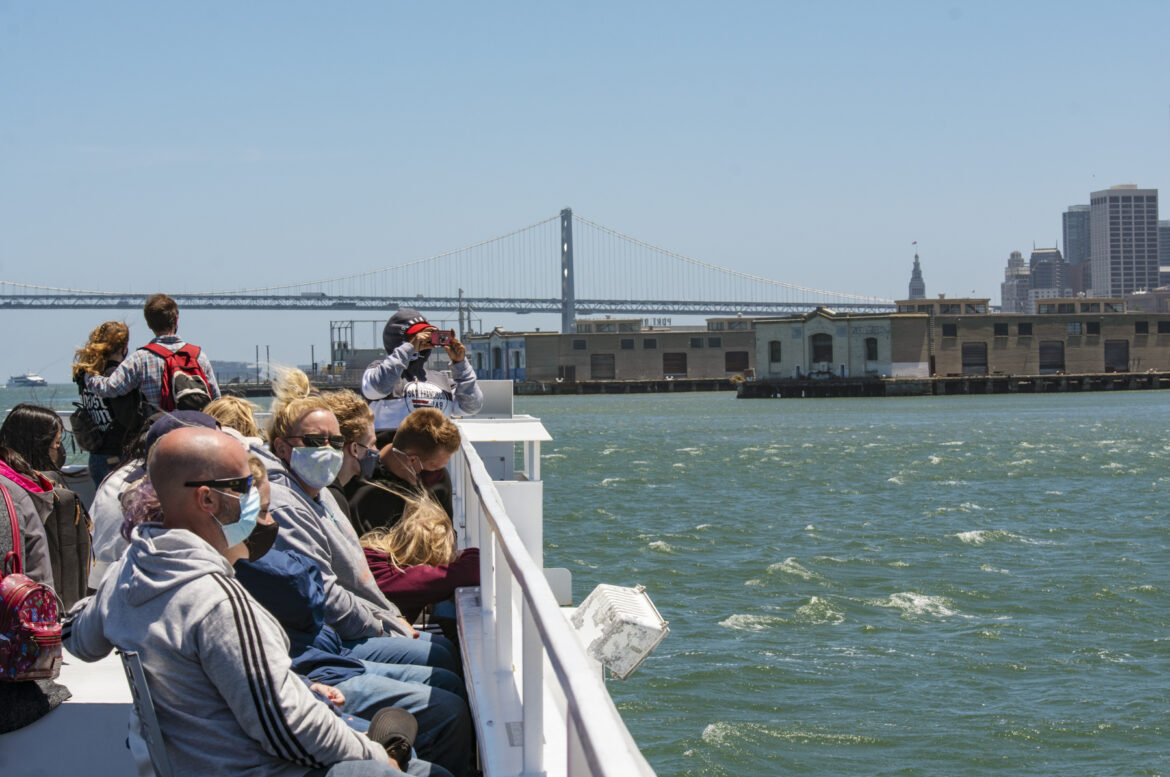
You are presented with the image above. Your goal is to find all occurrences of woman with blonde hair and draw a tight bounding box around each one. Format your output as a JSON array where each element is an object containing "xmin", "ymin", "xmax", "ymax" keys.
[
  {"xmin": 72, "ymin": 321, "xmax": 145, "ymax": 486},
  {"xmin": 204, "ymin": 395, "xmax": 264, "ymax": 441},
  {"xmin": 361, "ymin": 491, "xmax": 479, "ymax": 625},
  {"xmin": 261, "ymin": 367, "xmax": 464, "ymax": 679}
]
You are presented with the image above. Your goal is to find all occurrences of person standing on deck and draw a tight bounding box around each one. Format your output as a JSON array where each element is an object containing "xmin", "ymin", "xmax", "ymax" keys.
[
  {"xmin": 84, "ymin": 293, "xmax": 220, "ymax": 411},
  {"xmin": 361, "ymin": 308, "xmax": 481, "ymax": 443}
]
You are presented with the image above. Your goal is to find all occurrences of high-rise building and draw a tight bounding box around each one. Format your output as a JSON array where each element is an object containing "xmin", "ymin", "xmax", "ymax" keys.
[
  {"xmin": 1000, "ymin": 250, "xmax": 1030, "ymax": 313},
  {"xmin": 1063, "ymin": 204, "xmax": 1091, "ymax": 294},
  {"xmin": 1159, "ymin": 220, "xmax": 1170, "ymax": 288},
  {"xmin": 907, "ymin": 252, "xmax": 926, "ymax": 299},
  {"xmin": 1089, "ymin": 185, "xmax": 1159, "ymax": 296},
  {"xmin": 1027, "ymin": 247, "xmax": 1069, "ymax": 311}
]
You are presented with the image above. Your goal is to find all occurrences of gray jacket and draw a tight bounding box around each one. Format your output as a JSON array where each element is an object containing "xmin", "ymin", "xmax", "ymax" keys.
[
  {"xmin": 361, "ymin": 341, "xmax": 483, "ymax": 431},
  {"xmin": 0, "ymin": 472, "xmax": 54, "ymax": 589},
  {"xmin": 255, "ymin": 443, "xmax": 410, "ymax": 639},
  {"xmin": 63, "ymin": 525, "xmax": 388, "ymax": 777}
]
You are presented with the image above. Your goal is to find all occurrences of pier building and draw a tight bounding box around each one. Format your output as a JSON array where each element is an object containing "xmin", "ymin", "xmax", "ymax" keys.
[{"xmin": 464, "ymin": 317, "xmax": 756, "ymax": 384}]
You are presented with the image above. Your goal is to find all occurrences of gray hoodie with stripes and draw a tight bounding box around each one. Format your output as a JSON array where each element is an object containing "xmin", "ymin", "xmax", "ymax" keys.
[{"xmin": 63, "ymin": 525, "xmax": 390, "ymax": 777}]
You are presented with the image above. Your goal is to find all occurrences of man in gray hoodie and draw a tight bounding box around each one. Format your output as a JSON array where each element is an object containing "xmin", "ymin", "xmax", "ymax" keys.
[{"xmin": 63, "ymin": 426, "xmax": 404, "ymax": 777}]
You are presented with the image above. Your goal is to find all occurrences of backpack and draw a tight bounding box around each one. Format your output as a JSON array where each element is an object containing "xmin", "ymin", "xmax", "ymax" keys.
[
  {"xmin": 0, "ymin": 482, "xmax": 63, "ymax": 682},
  {"xmin": 41, "ymin": 474, "xmax": 93, "ymax": 611},
  {"xmin": 68, "ymin": 401, "xmax": 104, "ymax": 452},
  {"xmin": 141, "ymin": 343, "xmax": 212, "ymax": 411}
]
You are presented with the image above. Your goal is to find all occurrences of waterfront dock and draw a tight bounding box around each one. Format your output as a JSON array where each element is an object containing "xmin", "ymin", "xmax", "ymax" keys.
[{"xmin": 737, "ymin": 371, "xmax": 1170, "ymax": 398}]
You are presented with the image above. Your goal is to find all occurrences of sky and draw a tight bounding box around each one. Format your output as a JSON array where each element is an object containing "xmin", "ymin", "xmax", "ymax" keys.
[{"xmin": 2, "ymin": 1, "xmax": 1168, "ymax": 382}]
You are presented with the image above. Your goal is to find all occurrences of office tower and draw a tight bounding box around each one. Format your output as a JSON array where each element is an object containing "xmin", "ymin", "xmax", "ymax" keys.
[
  {"xmin": 1063, "ymin": 204, "xmax": 1091, "ymax": 294},
  {"xmin": 1027, "ymin": 247, "xmax": 1068, "ymax": 311},
  {"xmin": 908, "ymin": 252, "xmax": 925, "ymax": 298},
  {"xmin": 1160, "ymin": 220, "xmax": 1170, "ymax": 287},
  {"xmin": 1000, "ymin": 250, "xmax": 1031, "ymax": 313},
  {"xmin": 1089, "ymin": 185, "xmax": 1159, "ymax": 296}
]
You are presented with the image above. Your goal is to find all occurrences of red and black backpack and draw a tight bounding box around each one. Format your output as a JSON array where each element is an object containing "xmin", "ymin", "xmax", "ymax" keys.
[{"xmin": 141, "ymin": 343, "xmax": 213, "ymax": 411}]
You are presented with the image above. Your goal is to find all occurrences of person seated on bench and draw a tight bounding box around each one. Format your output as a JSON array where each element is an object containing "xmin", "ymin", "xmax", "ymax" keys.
[{"xmin": 63, "ymin": 425, "xmax": 406, "ymax": 776}]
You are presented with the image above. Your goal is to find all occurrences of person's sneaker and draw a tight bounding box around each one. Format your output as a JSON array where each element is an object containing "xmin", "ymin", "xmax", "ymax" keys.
[{"xmin": 366, "ymin": 707, "xmax": 418, "ymax": 770}]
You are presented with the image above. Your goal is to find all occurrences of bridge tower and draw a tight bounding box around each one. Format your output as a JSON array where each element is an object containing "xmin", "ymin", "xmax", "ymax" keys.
[{"xmin": 560, "ymin": 207, "xmax": 575, "ymax": 333}]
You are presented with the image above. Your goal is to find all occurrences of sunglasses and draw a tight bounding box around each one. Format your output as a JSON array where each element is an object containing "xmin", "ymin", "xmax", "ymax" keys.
[
  {"xmin": 184, "ymin": 475, "xmax": 254, "ymax": 494},
  {"xmin": 287, "ymin": 434, "xmax": 347, "ymax": 450}
]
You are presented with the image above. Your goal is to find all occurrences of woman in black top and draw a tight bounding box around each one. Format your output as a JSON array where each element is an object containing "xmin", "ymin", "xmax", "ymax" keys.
[{"xmin": 72, "ymin": 321, "xmax": 145, "ymax": 486}]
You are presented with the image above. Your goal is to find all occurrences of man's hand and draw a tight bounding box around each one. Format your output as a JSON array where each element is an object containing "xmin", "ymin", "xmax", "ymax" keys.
[
  {"xmin": 410, "ymin": 326, "xmax": 436, "ymax": 352},
  {"xmin": 309, "ymin": 683, "xmax": 346, "ymax": 708},
  {"xmin": 444, "ymin": 335, "xmax": 466, "ymax": 363},
  {"xmin": 399, "ymin": 616, "xmax": 419, "ymax": 638}
]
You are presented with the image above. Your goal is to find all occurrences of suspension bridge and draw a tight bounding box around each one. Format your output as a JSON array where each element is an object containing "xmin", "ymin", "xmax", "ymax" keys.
[{"xmin": 0, "ymin": 209, "xmax": 895, "ymax": 332}]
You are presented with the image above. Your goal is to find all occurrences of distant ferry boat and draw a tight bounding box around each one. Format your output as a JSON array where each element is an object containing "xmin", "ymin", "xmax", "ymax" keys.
[{"xmin": 7, "ymin": 372, "xmax": 48, "ymax": 387}]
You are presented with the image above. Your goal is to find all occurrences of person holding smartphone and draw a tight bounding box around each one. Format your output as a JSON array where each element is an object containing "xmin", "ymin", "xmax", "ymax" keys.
[{"xmin": 361, "ymin": 307, "xmax": 483, "ymax": 442}]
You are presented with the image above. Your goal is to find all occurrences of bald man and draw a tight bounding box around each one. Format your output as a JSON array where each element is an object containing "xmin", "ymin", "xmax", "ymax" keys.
[{"xmin": 64, "ymin": 427, "xmax": 404, "ymax": 777}]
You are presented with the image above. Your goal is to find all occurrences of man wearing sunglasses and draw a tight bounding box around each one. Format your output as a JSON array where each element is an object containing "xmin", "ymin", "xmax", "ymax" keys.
[{"xmin": 64, "ymin": 426, "xmax": 404, "ymax": 776}]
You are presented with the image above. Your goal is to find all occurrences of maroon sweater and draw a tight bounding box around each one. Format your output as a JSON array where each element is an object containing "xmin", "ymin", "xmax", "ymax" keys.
[{"xmin": 363, "ymin": 547, "xmax": 480, "ymax": 622}]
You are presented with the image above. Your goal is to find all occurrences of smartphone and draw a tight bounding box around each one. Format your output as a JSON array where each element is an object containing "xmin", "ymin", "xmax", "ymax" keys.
[{"xmin": 430, "ymin": 329, "xmax": 455, "ymax": 346}]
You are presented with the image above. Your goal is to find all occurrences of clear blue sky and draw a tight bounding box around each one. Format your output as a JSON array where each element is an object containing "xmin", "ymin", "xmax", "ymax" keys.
[{"xmin": 2, "ymin": 1, "xmax": 1168, "ymax": 381}]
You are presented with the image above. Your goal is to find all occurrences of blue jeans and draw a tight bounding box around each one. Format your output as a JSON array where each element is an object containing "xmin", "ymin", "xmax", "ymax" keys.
[
  {"xmin": 333, "ymin": 674, "xmax": 473, "ymax": 777},
  {"xmin": 342, "ymin": 632, "xmax": 461, "ymax": 677},
  {"xmin": 360, "ymin": 659, "xmax": 467, "ymax": 701},
  {"xmin": 88, "ymin": 453, "xmax": 118, "ymax": 488}
]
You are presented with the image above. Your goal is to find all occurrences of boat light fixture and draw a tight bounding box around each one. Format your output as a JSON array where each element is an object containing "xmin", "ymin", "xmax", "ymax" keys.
[{"xmin": 570, "ymin": 584, "xmax": 669, "ymax": 680}]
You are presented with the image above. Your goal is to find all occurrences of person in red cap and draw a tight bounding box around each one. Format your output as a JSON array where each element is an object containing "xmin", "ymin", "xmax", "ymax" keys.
[{"xmin": 360, "ymin": 308, "xmax": 482, "ymax": 440}]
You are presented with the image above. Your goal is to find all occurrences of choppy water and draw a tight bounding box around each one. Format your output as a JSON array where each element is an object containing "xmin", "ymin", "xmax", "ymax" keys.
[
  {"xmin": 519, "ymin": 391, "xmax": 1169, "ymax": 777},
  {"xmin": 10, "ymin": 384, "xmax": 1167, "ymax": 775}
]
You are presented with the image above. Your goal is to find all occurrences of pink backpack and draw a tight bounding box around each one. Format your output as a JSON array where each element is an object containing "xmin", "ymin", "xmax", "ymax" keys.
[{"xmin": 0, "ymin": 481, "xmax": 62, "ymax": 681}]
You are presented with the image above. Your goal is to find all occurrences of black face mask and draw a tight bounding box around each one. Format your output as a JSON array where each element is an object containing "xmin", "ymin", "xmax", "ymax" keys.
[{"xmin": 243, "ymin": 520, "xmax": 279, "ymax": 561}]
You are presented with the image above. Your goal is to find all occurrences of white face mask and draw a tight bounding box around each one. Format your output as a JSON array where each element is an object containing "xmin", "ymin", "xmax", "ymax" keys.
[{"xmin": 289, "ymin": 445, "xmax": 344, "ymax": 489}]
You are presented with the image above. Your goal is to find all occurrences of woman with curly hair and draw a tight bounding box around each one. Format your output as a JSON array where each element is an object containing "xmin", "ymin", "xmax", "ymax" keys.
[{"xmin": 72, "ymin": 321, "xmax": 146, "ymax": 486}]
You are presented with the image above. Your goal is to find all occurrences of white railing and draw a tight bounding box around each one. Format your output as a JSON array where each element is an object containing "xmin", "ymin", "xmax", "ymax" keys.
[{"xmin": 452, "ymin": 417, "xmax": 656, "ymax": 777}]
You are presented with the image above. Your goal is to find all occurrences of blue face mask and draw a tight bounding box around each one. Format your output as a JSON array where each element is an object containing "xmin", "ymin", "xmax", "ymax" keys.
[
  {"xmin": 289, "ymin": 445, "xmax": 344, "ymax": 490},
  {"xmin": 213, "ymin": 486, "xmax": 260, "ymax": 547}
]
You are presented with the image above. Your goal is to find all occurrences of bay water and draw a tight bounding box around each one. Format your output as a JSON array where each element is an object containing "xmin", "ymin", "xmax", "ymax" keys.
[
  {"xmin": 6, "ymin": 385, "xmax": 1166, "ymax": 775},
  {"xmin": 519, "ymin": 391, "xmax": 1168, "ymax": 777}
]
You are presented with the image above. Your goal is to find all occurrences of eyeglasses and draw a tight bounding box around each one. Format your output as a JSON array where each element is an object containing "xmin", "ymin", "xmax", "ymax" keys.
[
  {"xmin": 287, "ymin": 434, "xmax": 347, "ymax": 450},
  {"xmin": 184, "ymin": 475, "xmax": 254, "ymax": 494}
]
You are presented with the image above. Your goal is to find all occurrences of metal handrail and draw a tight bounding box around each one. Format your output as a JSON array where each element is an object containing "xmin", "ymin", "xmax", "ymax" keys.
[{"xmin": 458, "ymin": 435, "xmax": 656, "ymax": 777}]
